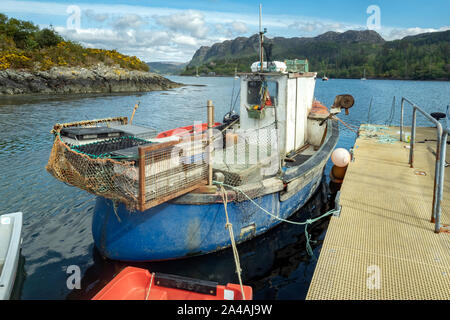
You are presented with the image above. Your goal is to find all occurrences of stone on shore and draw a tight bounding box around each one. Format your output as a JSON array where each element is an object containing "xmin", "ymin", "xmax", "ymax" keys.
[{"xmin": 0, "ymin": 64, "xmax": 183, "ymax": 95}]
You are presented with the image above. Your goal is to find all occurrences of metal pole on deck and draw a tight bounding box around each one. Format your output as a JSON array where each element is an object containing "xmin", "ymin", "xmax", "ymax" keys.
[
  {"xmin": 409, "ymin": 108, "xmax": 416, "ymax": 167},
  {"xmin": 400, "ymin": 98, "xmax": 404, "ymax": 141},
  {"xmin": 207, "ymin": 100, "xmax": 214, "ymax": 186},
  {"xmin": 431, "ymin": 123, "xmax": 443, "ymax": 223},
  {"xmin": 259, "ymin": 4, "xmax": 264, "ymax": 72},
  {"xmin": 434, "ymin": 131, "xmax": 447, "ymax": 232}
]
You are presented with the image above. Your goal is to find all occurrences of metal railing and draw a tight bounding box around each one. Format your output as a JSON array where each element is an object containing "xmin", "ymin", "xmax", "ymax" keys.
[
  {"xmin": 400, "ymin": 97, "xmax": 449, "ymax": 233},
  {"xmin": 435, "ymin": 121, "xmax": 450, "ymax": 233}
]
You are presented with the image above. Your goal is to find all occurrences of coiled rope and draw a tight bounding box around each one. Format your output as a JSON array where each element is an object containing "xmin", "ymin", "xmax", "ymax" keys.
[{"xmin": 215, "ymin": 181, "xmax": 340, "ymax": 260}]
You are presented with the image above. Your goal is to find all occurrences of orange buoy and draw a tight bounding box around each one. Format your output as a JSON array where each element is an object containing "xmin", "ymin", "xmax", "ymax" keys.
[
  {"xmin": 330, "ymin": 164, "xmax": 348, "ymax": 184},
  {"xmin": 310, "ymin": 100, "xmax": 330, "ymax": 118},
  {"xmin": 332, "ymin": 165, "xmax": 347, "ymax": 179}
]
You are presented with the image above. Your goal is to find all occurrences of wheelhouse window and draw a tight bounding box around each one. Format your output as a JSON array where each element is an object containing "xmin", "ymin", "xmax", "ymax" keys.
[{"xmin": 247, "ymin": 80, "xmax": 278, "ymax": 106}]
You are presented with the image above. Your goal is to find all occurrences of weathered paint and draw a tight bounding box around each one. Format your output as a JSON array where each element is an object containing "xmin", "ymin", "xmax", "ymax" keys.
[{"xmin": 92, "ymin": 169, "xmax": 323, "ymax": 261}]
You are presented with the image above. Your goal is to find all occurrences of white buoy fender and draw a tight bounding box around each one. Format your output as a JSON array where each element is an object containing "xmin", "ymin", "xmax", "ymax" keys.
[{"xmin": 331, "ymin": 148, "xmax": 351, "ymax": 167}]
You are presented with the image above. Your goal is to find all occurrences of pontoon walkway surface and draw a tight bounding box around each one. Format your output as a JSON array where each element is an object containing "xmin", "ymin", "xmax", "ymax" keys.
[{"xmin": 307, "ymin": 126, "xmax": 450, "ymax": 300}]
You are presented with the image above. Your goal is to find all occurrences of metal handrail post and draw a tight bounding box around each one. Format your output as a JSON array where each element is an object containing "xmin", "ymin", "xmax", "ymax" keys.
[
  {"xmin": 434, "ymin": 129, "xmax": 449, "ymax": 233},
  {"xmin": 409, "ymin": 108, "xmax": 416, "ymax": 167},
  {"xmin": 400, "ymin": 98, "xmax": 404, "ymax": 141},
  {"xmin": 431, "ymin": 123, "xmax": 443, "ymax": 223},
  {"xmin": 401, "ymin": 97, "xmax": 445, "ymax": 232}
]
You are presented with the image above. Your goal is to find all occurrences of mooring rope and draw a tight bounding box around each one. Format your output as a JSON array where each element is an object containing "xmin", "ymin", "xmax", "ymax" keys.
[
  {"xmin": 220, "ymin": 185, "xmax": 246, "ymax": 300},
  {"xmin": 145, "ymin": 272, "xmax": 155, "ymax": 300},
  {"xmin": 214, "ymin": 181, "xmax": 340, "ymax": 259},
  {"xmin": 331, "ymin": 115, "xmax": 359, "ymax": 135}
]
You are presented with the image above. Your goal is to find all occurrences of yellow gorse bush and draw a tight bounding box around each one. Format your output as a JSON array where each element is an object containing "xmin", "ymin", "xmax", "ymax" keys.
[
  {"xmin": 0, "ymin": 50, "xmax": 32, "ymax": 70},
  {"xmin": 0, "ymin": 40, "xmax": 149, "ymax": 72},
  {"xmin": 0, "ymin": 15, "xmax": 151, "ymax": 73}
]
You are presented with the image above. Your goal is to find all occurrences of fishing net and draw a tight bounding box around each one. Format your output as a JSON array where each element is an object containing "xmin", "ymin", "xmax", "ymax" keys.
[
  {"xmin": 46, "ymin": 134, "xmax": 140, "ymax": 209},
  {"xmin": 46, "ymin": 117, "xmax": 209, "ymax": 211},
  {"xmin": 359, "ymin": 124, "xmax": 398, "ymax": 144}
]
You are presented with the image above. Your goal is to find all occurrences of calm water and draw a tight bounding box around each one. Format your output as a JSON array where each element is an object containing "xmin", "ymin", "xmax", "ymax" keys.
[{"xmin": 0, "ymin": 76, "xmax": 448, "ymax": 299}]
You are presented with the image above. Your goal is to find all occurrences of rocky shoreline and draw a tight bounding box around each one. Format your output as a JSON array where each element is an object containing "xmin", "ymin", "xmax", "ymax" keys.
[{"xmin": 0, "ymin": 64, "xmax": 183, "ymax": 95}]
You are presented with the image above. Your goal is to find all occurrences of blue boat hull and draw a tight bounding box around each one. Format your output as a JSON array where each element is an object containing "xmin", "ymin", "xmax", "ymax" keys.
[{"xmin": 92, "ymin": 172, "xmax": 323, "ymax": 261}]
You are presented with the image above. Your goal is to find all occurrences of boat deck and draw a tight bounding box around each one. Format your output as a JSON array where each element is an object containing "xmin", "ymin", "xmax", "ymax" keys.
[{"xmin": 307, "ymin": 125, "xmax": 450, "ymax": 300}]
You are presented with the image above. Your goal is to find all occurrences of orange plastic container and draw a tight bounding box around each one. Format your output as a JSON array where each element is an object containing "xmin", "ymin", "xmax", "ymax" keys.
[{"xmin": 92, "ymin": 267, "xmax": 253, "ymax": 300}]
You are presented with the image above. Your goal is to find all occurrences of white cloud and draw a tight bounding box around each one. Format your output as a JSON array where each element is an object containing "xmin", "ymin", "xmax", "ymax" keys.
[
  {"xmin": 84, "ymin": 9, "xmax": 109, "ymax": 23},
  {"xmin": 289, "ymin": 19, "xmax": 364, "ymax": 35},
  {"xmin": 381, "ymin": 26, "xmax": 450, "ymax": 40},
  {"xmin": 213, "ymin": 21, "xmax": 248, "ymax": 38},
  {"xmin": 111, "ymin": 14, "xmax": 147, "ymax": 30},
  {"xmin": 154, "ymin": 10, "xmax": 209, "ymax": 39},
  {"xmin": 231, "ymin": 21, "xmax": 248, "ymax": 34}
]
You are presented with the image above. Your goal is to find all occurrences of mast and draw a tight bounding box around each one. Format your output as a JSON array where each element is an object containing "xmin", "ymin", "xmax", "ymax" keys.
[{"xmin": 259, "ymin": 4, "xmax": 264, "ymax": 72}]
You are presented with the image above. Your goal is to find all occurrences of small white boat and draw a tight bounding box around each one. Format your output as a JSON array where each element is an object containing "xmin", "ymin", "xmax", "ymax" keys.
[
  {"xmin": 361, "ymin": 68, "xmax": 367, "ymax": 80},
  {"xmin": 0, "ymin": 212, "xmax": 23, "ymax": 300}
]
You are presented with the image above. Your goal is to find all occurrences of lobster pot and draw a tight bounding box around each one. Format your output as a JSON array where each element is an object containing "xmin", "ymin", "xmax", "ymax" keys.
[
  {"xmin": 47, "ymin": 117, "xmax": 209, "ymax": 211},
  {"xmin": 139, "ymin": 139, "xmax": 209, "ymax": 210}
]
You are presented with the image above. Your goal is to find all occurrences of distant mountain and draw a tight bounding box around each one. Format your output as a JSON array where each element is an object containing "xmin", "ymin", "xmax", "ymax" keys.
[
  {"xmin": 182, "ymin": 29, "xmax": 449, "ymax": 80},
  {"xmin": 189, "ymin": 30, "xmax": 385, "ymax": 66},
  {"xmin": 147, "ymin": 62, "xmax": 187, "ymax": 75}
]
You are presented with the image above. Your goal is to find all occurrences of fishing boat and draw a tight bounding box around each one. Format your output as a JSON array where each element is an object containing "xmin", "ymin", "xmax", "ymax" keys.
[
  {"xmin": 45, "ymin": 10, "xmax": 355, "ymax": 262},
  {"xmin": 0, "ymin": 212, "xmax": 23, "ymax": 300},
  {"xmin": 92, "ymin": 266, "xmax": 252, "ymax": 300}
]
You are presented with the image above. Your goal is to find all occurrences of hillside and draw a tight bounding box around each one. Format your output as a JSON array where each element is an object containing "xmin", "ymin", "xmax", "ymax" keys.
[
  {"xmin": 147, "ymin": 62, "xmax": 187, "ymax": 75},
  {"xmin": 0, "ymin": 13, "xmax": 149, "ymax": 72},
  {"xmin": 182, "ymin": 30, "xmax": 450, "ymax": 80},
  {"xmin": 0, "ymin": 14, "xmax": 183, "ymax": 95}
]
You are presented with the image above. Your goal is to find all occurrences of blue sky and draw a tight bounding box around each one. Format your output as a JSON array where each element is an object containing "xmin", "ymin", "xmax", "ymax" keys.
[{"xmin": 1, "ymin": 0, "xmax": 449, "ymax": 62}]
